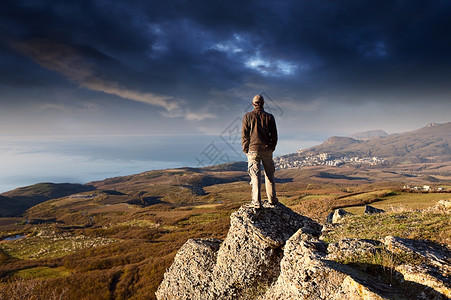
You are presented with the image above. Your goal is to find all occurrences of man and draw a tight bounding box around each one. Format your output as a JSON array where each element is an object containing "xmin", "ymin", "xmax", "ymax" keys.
[{"xmin": 241, "ymin": 94, "xmax": 278, "ymax": 208}]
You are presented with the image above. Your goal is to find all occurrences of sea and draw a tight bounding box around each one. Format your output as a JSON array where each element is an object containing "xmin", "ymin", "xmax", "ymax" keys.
[{"xmin": 0, "ymin": 134, "xmax": 247, "ymax": 193}]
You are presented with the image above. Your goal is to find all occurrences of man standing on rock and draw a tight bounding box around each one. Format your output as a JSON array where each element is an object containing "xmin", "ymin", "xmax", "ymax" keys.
[{"xmin": 242, "ymin": 94, "xmax": 278, "ymax": 208}]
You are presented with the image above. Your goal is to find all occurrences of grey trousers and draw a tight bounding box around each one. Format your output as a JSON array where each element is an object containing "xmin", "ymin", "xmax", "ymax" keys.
[{"xmin": 246, "ymin": 150, "xmax": 277, "ymax": 206}]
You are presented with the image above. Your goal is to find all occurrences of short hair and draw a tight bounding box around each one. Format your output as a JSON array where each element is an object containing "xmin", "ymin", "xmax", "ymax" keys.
[{"xmin": 252, "ymin": 94, "xmax": 264, "ymax": 106}]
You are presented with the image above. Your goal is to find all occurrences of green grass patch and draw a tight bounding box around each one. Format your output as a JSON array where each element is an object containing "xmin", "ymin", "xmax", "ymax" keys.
[
  {"xmin": 338, "ymin": 190, "xmax": 395, "ymax": 205},
  {"xmin": 0, "ymin": 233, "xmax": 117, "ymax": 259},
  {"xmin": 335, "ymin": 246, "xmax": 429, "ymax": 296},
  {"xmin": 192, "ymin": 203, "xmax": 222, "ymax": 209},
  {"xmin": 322, "ymin": 211, "xmax": 451, "ymax": 245},
  {"xmin": 14, "ymin": 267, "xmax": 71, "ymax": 279},
  {"xmin": 117, "ymin": 219, "xmax": 159, "ymax": 228},
  {"xmin": 345, "ymin": 192, "xmax": 451, "ymax": 214}
]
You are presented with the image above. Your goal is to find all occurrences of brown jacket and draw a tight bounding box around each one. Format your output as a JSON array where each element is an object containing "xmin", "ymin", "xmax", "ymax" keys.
[{"xmin": 241, "ymin": 106, "xmax": 278, "ymax": 153}]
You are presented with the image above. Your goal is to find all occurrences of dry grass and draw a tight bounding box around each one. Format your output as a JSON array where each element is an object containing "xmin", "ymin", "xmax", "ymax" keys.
[
  {"xmin": 0, "ymin": 278, "xmax": 68, "ymax": 300},
  {"xmin": 322, "ymin": 211, "xmax": 451, "ymax": 245},
  {"xmin": 345, "ymin": 192, "xmax": 451, "ymax": 214},
  {"xmin": 0, "ymin": 164, "xmax": 450, "ymax": 299}
]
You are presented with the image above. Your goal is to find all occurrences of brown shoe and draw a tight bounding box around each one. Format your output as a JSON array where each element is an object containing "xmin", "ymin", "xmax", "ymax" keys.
[
  {"xmin": 268, "ymin": 199, "xmax": 278, "ymax": 205},
  {"xmin": 250, "ymin": 202, "xmax": 262, "ymax": 209}
]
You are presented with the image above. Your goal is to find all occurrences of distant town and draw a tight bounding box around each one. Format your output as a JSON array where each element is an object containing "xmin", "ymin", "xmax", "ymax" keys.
[
  {"xmin": 275, "ymin": 151, "xmax": 385, "ymax": 169},
  {"xmin": 402, "ymin": 185, "xmax": 447, "ymax": 192}
]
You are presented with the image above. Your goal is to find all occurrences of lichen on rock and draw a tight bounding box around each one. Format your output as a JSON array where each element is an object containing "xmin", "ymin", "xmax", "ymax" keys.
[
  {"xmin": 156, "ymin": 201, "xmax": 450, "ymax": 300},
  {"xmin": 155, "ymin": 238, "xmax": 221, "ymax": 300},
  {"xmin": 156, "ymin": 203, "xmax": 321, "ymax": 299},
  {"xmin": 212, "ymin": 203, "xmax": 321, "ymax": 299}
]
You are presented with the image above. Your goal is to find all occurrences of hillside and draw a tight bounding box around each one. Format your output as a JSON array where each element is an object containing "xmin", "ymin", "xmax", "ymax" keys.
[
  {"xmin": 1, "ymin": 163, "xmax": 450, "ymax": 299},
  {"xmin": 276, "ymin": 122, "xmax": 451, "ymax": 169},
  {"xmin": 1, "ymin": 159, "xmax": 450, "ymax": 220},
  {"xmin": 0, "ymin": 163, "xmax": 249, "ymax": 218},
  {"xmin": 0, "ymin": 183, "xmax": 95, "ymax": 217},
  {"xmin": 311, "ymin": 122, "xmax": 450, "ymax": 160},
  {"xmin": 350, "ymin": 129, "xmax": 388, "ymax": 140},
  {"xmin": 2, "ymin": 120, "xmax": 451, "ymax": 220}
]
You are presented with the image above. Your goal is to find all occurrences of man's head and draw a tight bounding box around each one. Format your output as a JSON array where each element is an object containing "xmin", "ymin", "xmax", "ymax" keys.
[{"xmin": 252, "ymin": 94, "xmax": 264, "ymax": 107}]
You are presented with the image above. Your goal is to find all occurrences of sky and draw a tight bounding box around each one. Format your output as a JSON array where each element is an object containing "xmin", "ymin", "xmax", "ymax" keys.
[{"xmin": 1, "ymin": 0, "xmax": 451, "ymax": 192}]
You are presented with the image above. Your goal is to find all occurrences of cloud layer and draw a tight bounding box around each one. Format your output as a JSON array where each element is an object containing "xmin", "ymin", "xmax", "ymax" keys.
[{"xmin": 1, "ymin": 0, "xmax": 451, "ymax": 139}]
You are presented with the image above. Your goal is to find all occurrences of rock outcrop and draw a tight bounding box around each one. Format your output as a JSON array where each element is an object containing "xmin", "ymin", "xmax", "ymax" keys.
[
  {"xmin": 156, "ymin": 203, "xmax": 321, "ymax": 299},
  {"xmin": 384, "ymin": 235, "xmax": 451, "ymax": 298},
  {"xmin": 155, "ymin": 238, "xmax": 222, "ymax": 299},
  {"xmin": 156, "ymin": 202, "xmax": 451, "ymax": 300},
  {"xmin": 211, "ymin": 203, "xmax": 321, "ymax": 299},
  {"xmin": 263, "ymin": 233, "xmax": 397, "ymax": 300},
  {"xmin": 364, "ymin": 205, "xmax": 385, "ymax": 214},
  {"xmin": 331, "ymin": 208, "xmax": 352, "ymax": 224},
  {"xmin": 427, "ymin": 200, "xmax": 451, "ymax": 214}
]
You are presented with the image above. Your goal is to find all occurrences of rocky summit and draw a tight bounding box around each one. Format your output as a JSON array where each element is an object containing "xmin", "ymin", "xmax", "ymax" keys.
[{"xmin": 156, "ymin": 202, "xmax": 450, "ymax": 300}]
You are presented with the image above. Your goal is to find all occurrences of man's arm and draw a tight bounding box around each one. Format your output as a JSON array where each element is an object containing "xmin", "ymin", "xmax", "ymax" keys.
[
  {"xmin": 270, "ymin": 115, "xmax": 278, "ymax": 151},
  {"xmin": 241, "ymin": 115, "xmax": 250, "ymax": 153}
]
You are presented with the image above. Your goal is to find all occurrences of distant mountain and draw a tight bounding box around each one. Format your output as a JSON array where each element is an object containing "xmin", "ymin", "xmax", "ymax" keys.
[
  {"xmin": 313, "ymin": 122, "xmax": 449, "ymax": 159},
  {"xmin": 0, "ymin": 183, "xmax": 95, "ymax": 217},
  {"xmin": 276, "ymin": 122, "xmax": 451, "ymax": 168},
  {"xmin": 319, "ymin": 136, "xmax": 361, "ymax": 151},
  {"xmin": 350, "ymin": 129, "xmax": 388, "ymax": 140}
]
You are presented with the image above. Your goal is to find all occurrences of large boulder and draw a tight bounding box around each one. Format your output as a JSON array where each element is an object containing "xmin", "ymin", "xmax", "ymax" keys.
[
  {"xmin": 212, "ymin": 203, "xmax": 321, "ymax": 298},
  {"xmin": 427, "ymin": 200, "xmax": 451, "ymax": 214},
  {"xmin": 156, "ymin": 203, "xmax": 321, "ymax": 299},
  {"xmin": 332, "ymin": 208, "xmax": 352, "ymax": 224},
  {"xmin": 364, "ymin": 205, "xmax": 385, "ymax": 215},
  {"xmin": 326, "ymin": 238, "xmax": 382, "ymax": 261},
  {"xmin": 155, "ymin": 238, "xmax": 221, "ymax": 300},
  {"xmin": 263, "ymin": 233, "xmax": 396, "ymax": 299},
  {"xmin": 384, "ymin": 236, "xmax": 451, "ymax": 298}
]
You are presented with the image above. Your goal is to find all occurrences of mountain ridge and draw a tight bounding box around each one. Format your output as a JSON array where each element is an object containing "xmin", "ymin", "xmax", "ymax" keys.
[
  {"xmin": 276, "ymin": 122, "xmax": 451, "ymax": 169},
  {"xmin": 0, "ymin": 183, "xmax": 95, "ymax": 217},
  {"xmin": 350, "ymin": 129, "xmax": 388, "ymax": 140},
  {"xmin": 315, "ymin": 122, "xmax": 451, "ymax": 159}
]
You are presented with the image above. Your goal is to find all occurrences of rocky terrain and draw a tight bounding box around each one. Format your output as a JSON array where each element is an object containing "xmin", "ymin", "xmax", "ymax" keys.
[{"xmin": 156, "ymin": 201, "xmax": 451, "ymax": 299}]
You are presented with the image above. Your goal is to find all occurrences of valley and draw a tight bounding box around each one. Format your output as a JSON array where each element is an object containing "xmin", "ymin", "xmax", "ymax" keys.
[
  {"xmin": 0, "ymin": 122, "xmax": 450, "ymax": 299},
  {"xmin": 0, "ymin": 163, "xmax": 450, "ymax": 299}
]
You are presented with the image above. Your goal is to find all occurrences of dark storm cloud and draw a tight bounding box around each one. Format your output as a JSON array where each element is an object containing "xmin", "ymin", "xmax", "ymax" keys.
[
  {"xmin": 2, "ymin": 0, "xmax": 451, "ymax": 192},
  {"xmin": 1, "ymin": 0, "xmax": 451, "ymax": 115}
]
